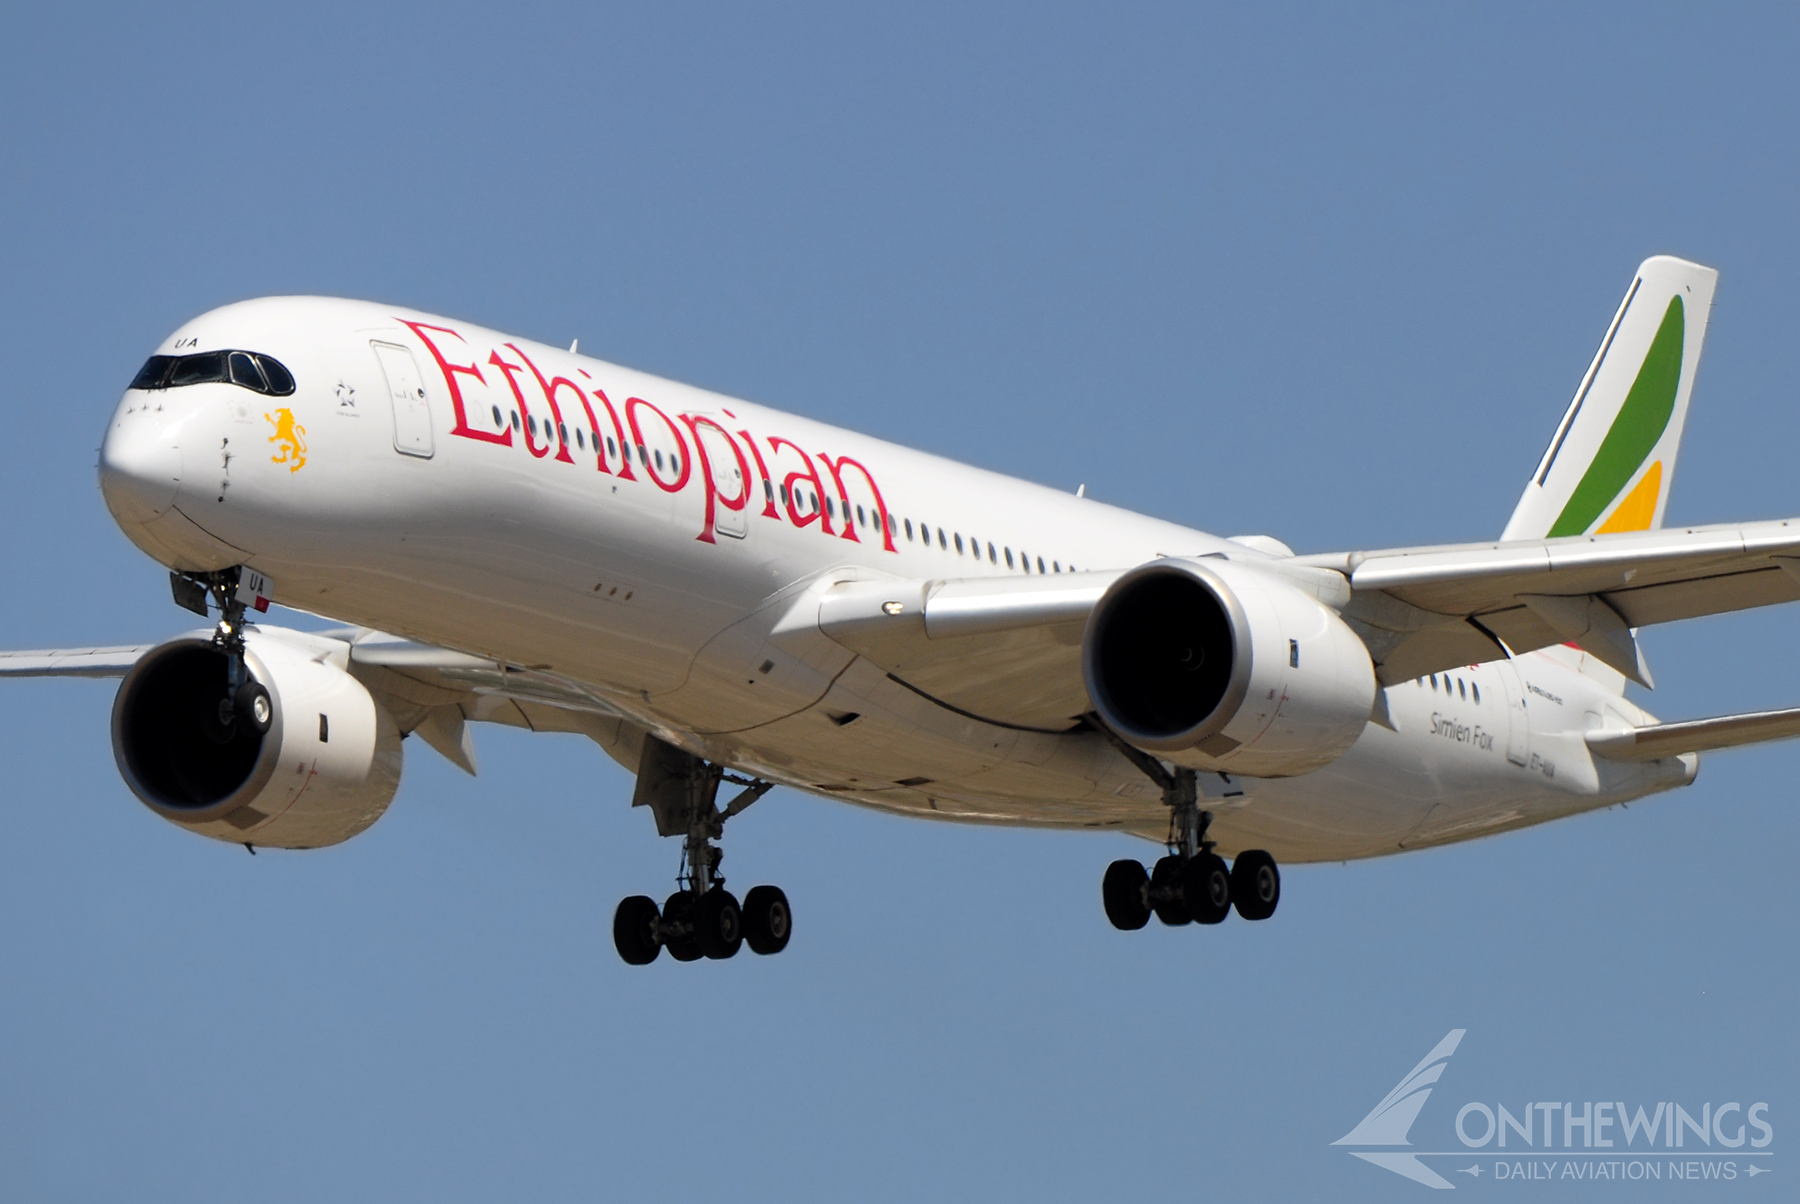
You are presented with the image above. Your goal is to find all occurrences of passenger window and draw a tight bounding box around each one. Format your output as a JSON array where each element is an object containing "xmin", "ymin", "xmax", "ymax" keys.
[
  {"xmin": 167, "ymin": 352, "xmax": 227, "ymax": 387},
  {"xmin": 937, "ymin": 529, "xmax": 946, "ymax": 549},
  {"xmin": 655, "ymin": 449, "xmax": 665, "ymax": 470},
  {"xmin": 1430, "ymin": 675, "xmax": 1438, "ymax": 690},
  {"xmin": 606, "ymin": 436, "xmax": 616, "ymax": 457},
  {"xmin": 1458, "ymin": 679, "xmax": 1467, "ymax": 699},
  {"xmin": 491, "ymin": 406, "xmax": 503, "ymax": 429},
  {"xmin": 1005, "ymin": 547, "xmax": 1014, "ymax": 568},
  {"xmin": 576, "ymin": 429, "xmax": 585, "ymax": 449},
  {"xmin": 1053, "ymin": 561, "xmax": 1061, "ymax": 572},
  {"xmin": 256, "ymin": 355, "xmax": 296, "ymax": 395},
  {"xmin": 954, "ymin": 534, "xmax": 964, "ymax": 554},
  {"xmin": 857, "ymin": 504, "xmax": 866, "ymax": 527},
  {"xmin": 988, "ymin": 542, "xmax": 997, "ymax": 564},
  {"xmin": 671, "ymin": 453, "xmax": 680, "ymax": 473},
  {"xmin": 1472, "ymin": 683, "xmax": 1481, "ymax": 704},
  {"xmin": 1037, "ymin": 556, "xmax": 1046, "ymax": 573},
  {"xmin": 529, "ymin": 416, "xmax": 540, "ymax": 438},
  {"xmin": 128, "ymin": 355, "xmax": 175, "ymax": 390},
  {"xmin": 559, "ymin": 422, "xmax": 569, "ymax": 444}
]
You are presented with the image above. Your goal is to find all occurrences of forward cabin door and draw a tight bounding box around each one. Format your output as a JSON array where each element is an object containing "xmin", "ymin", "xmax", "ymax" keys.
[
  {"xmin": 372, "ymin": 342, "xmax": 435, "ymax": 458},
  {"xmin": 693, "ymin": 418, "xmax": 749, "ymax": 539}
]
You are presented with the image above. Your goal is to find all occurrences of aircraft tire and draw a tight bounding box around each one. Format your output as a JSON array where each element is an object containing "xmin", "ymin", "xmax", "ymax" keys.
[
  {"xmin": 743, "ymin": 885, "xmax": 792, "ymax": 955},
  {"xmin": 1230, "ymin": 850, "xmax": 1280, "ymax": 921},
  {"xmin": 613, "ymin": 895, "xmax": 662, "ymax": 965},
  {"xmin": 695, "ymin": 887, "xmax": 743, "ymax": 960},
  {"xmin": 1102, "ymin": 859, "xmax": 1151, "ymax": 930},
  {"xmin": 234, "ymin": 681, "xmax": 273, "ymax": 734},
  {"xmin": 662, "ymin": 891, "xmax": 703, "ymax": 961},
  {"xmin": 1150, "ymin": 855, "xmax": 1192, "ymax": 926},
  {"xmin": 1183, "ymin": 853, "xmax": 1232, "ymax": 925}
]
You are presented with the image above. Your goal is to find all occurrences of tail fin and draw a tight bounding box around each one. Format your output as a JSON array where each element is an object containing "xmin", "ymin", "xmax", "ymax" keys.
[{"xmin": 1502, "ymin": 256, "xmax": 1718, "ymax": 541}]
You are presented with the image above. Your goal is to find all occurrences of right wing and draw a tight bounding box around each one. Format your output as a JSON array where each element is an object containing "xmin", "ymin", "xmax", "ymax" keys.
[{"xmin": 0, "ymin": 646, "xmax": 156, "ymax": 678}]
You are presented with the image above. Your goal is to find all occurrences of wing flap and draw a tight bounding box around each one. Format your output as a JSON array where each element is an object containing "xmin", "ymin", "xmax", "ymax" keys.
[{"xmin": 813, "ymin": 573, "xmax": 1113, "ymax": 730}]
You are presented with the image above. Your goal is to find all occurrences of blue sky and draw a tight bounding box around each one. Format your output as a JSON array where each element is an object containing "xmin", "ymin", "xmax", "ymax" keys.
[{"xmin": 0, "ymin": 3, "xmax": 1793, "ymax": 1199}]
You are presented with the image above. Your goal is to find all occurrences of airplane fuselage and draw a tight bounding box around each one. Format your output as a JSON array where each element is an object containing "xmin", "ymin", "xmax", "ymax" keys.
[{"xmin": 97, "ymin": 297, "xmax": 1696, "ymax": 862}]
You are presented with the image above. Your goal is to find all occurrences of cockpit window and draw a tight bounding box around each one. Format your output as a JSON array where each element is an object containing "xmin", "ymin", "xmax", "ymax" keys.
[
  {"xmin": 166, "ymin": 351, "xmax": 227, "ymax": 387},
  {"xmin": 228, "ymin": 351, "xmax": 266, "ymax": 391},
  {"xmin": 129, "ymin": 356, "xmax": 175, "ymax": 390},
  {"xmin": 258, "ymin": 355, "xmax": 295, "ymax": 394},
  {"xmin": 128, "ymin": 350, "xmax": 296, "ymax": 396}
]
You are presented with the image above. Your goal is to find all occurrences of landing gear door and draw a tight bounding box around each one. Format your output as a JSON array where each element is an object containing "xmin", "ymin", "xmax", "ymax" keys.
[
  {"xmin": 1494, "ymin": 659, "xmax": 1531, "ymax": 767},
  {"xmin": 372, "ymin": 342, "xmax": 435, "ymax": 459}
]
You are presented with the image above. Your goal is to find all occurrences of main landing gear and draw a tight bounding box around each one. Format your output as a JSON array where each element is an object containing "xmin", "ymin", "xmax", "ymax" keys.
[
  {"xmin": 1093, "ymin": 723, "xmax": 1281, "ymax": 931},
  {"xmin": 612, "ymin": 736, "xmax": 792, "ymax": 966},
  {"xmin": 173, "ymin": 568, "xmax": 273, "ymax": 744}
]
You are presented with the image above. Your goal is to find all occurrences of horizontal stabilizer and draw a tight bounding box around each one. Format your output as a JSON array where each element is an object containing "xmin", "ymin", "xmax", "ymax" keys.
[{"xmin": 1587, "ymin": 705, "xmax": 1800, "ymax": 761}]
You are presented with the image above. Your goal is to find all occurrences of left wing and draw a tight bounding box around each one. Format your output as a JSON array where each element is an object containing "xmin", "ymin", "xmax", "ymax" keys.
[
  {"xmin": 1301, "ymin": 517, "xmax": 1800, "ymax": 685},
  {"xmin": 808, "ymin": 515, "xmax": 1800, "ymax": 727}
]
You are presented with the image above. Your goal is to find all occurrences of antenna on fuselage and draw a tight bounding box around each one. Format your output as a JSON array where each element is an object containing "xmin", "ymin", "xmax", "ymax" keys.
[
  {"xmin": 1076, "ymin": 484, "xmax": 1086, "ymax": 498},
  {"xmin": 569, "ymin": 338, "xmax": 579, "ymax": 354}
]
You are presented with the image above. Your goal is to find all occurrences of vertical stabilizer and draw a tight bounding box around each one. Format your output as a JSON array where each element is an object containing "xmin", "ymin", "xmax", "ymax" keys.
[{"xmin": 1502, "ymin": 256, "xmax": 1717, "ymax": 541}]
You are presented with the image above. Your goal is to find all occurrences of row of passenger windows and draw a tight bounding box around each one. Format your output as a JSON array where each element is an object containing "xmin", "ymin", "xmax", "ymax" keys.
[
  {"xmin": 130, "ymin": 351, "xmax": 296, "ymax": 397},
  {"xmin": 761, "ymin": 479, "xmax": 1076, "ymax": 572},
  {"xmin": 485, "ymin": 406, "xmax": 687, "ymax": 474},
  {"xmin": 1418, "ymin": 673, "xmax": 1481, "ymax": 704},
  {"xmin": 439, "ymin": 399, "xmax": 1078, "ymax": 571}
]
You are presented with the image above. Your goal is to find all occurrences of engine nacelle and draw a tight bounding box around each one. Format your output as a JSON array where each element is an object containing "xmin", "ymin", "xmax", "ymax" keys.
[
  {"xmin": 1083, "ymin": 557, "xmax": 1375, "ymax": 777},
  {"xmin": 111, "ymin": 629, "xmax": 403, "ymax": 848}
]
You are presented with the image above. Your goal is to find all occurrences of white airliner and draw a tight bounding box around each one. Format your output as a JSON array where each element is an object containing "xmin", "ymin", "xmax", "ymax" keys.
[{"xmin": 9, "ymin": 255, "xmax": 1800, "ymax": 963}]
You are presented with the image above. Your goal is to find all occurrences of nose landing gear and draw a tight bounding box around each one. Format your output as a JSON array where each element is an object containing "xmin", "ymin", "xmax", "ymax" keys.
[
  {"xmin": 173, "ymin": 567, "xmax": 276, "ymax": 742},
  {"xmin": 611, "ymin": 736, "xmax": 790, "ymax": 966},
  {"xmin": 1092, "ymin": 717, "xmax": 1282, "ymax": 931}
]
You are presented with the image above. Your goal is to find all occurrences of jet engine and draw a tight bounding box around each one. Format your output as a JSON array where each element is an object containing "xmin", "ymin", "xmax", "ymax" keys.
[
  {"xmin": 111, "ymin": 630, "xmax": 403, "ymax": 848},
  {"xmin": 1083, "ymin": 557, "xmax": 1376, "ymax": 777}
]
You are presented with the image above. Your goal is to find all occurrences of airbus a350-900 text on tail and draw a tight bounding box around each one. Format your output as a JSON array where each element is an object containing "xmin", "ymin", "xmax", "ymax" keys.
[{"xmin": 11, "ymin": 255, "xmax": 1799, "ymax": 963}]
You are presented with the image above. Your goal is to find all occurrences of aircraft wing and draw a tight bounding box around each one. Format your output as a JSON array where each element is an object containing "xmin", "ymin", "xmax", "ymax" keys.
[
  {"xmin": 809, "ymin": 572, "xmax": 1118, "ymax": 732},
  {"xmin": 810, "ymin": 515, "xmax": 1800, "ymax": 729},
  {"xmin": 1300, "ymin": 517, "xmax": 1800, "ymax": 685},
  {"xmin": 1587, "ymin": 705, "xmax": 1800, "ymax": 761},
  {"xmin": 0, "ymin": 626, "xmax": 638, "ymax": 779},
  {"xmin": 0, "ymin": 646, "xmax": 157, "ymax": 677}
]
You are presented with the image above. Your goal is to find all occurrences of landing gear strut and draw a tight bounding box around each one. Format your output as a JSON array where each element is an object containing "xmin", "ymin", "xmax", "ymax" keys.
[
  {"xmin": 174, "ymin": 567, "xmax": 274, "ymax": 742},
  {"xmin": 612, "ymin": 736, "xmax": 790, "ymax": 966},
  {"xmin": 1092, "ymin": 718, "xmax": 1280, "ymax": 930}
]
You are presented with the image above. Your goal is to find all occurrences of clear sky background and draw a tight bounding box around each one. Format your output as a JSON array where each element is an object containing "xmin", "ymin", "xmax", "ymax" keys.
[{"xmin": 1, "ymin": 4, "xmax": 1794, "ymax": 1200}]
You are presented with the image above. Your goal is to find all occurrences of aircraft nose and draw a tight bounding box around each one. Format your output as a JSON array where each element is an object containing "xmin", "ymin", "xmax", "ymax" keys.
[{"xmin": 98, "ymin": 400, "xmax": 184, "ymax": 525}]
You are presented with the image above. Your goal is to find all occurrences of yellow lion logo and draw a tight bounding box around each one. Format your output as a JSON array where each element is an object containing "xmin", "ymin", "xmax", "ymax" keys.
[{"xmin": 266, "ymin": 408, "xmax": 307, "ymax": 472}]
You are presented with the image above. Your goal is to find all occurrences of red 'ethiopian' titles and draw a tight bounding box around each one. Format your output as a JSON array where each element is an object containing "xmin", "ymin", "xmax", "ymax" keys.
[{"xmin": 398, "ymin": 319, "xmax": 896, "ymax": 550}]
